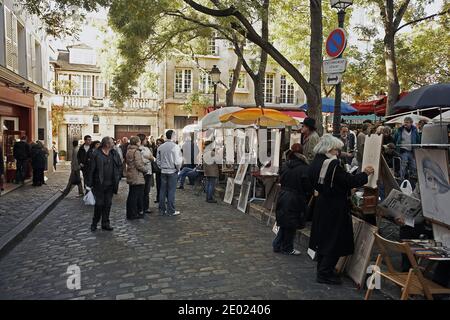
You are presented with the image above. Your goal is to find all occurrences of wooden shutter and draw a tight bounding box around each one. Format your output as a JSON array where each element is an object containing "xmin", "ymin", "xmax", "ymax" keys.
[
  {"xmin": 11, "ymin": 13, "xmax": 18, "ymax": 72},
  {"xmin": 26, "ymin": 31, "xmax": 32, "ymax": 80},
  {"xmin": 30, "ymin": 35, "xmax": 36, "ymax": 82},
  {"xmin": 4, "ymin": 6, "xmax": 14, "ymax": 71}
]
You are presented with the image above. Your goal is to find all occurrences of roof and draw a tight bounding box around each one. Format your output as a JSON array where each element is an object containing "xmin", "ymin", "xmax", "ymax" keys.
[
  {"xmin": 51, "ymin": 50, "xmax": 101, "ymax": 73},
  {"xmin": 67, "ymin": 43, "xmax": 93, "ymax": 50}
]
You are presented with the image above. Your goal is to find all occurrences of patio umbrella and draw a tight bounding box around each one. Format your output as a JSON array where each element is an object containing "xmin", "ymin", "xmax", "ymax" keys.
[
  {"xmin": 219, "ymin": 107, "xmax": 299, "ymax": 127},
  {"xmin": 199, "ymin": 107, "xmax": 247, "ymax": 129},
  {"xmin": 182, "ymin": 123, "xmax": 201, "ymax": 133},
  {"xmin": 301, "ymin": 97, "xmax": 357, "ymax": 114},
  {"xmin": 394, "ymin": 83, "xmax": 450, "ymax": 110},
  {"xmin": 385, "ymin": 114, "xmax": 432, "ymax": 124}
]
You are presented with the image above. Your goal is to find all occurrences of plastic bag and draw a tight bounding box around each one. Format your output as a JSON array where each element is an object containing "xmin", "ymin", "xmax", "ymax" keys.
[
  {"xmin": 400, "ymin": 180, "xmax": 413, "ymax": 196},
  {"xmin": 83, "ymin": 190, "xmax": 95, "ymax": 206}
]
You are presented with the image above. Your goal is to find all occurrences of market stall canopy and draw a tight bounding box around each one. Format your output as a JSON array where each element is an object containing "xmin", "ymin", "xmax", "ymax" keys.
[
  {"xmin": 199, "ymin": 107, "xmax": 247, "ymax": 129},
  {"xmin": 219, "ymin": 107, "xmax": 299, "ymax": 127},
  {"xmin": 351, "ymin": 93, "xmax": 408, "ymax": 116},
  {"xmin": 301, "ymin": 97, "xmax": 357, "ymax": 114},
  {"xmin": 394, "ymin": 83, "xmax": 450, "ymax": 110},
  {"xmin": 182, "ymin": 123, "xmax": 201, "ymax": 133},
  {"xmin": 433, "ymin": 110, "xmax": 450, "ymax": 122},
  {"xmin": 385, "ymin": 114, "xmax": 432, "ymax": 124}
]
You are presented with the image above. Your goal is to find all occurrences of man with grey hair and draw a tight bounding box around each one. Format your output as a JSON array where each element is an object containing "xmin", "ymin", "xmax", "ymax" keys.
[
  {"xmin": 157, "ymin": 129, "xmax": 183, "ymax": 216},
  {"xmin": 394, "ymin": 116, "xmax": 420, "ymax": 181},
  {"xmin": 86, "ymin": 136, "xmax": 123, "ymax": 231}
]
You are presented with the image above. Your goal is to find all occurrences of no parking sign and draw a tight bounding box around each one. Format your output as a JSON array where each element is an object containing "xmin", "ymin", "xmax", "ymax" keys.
[{"xmin": 326, "ymin": 28, "xmax": 347, "ymax": 58}]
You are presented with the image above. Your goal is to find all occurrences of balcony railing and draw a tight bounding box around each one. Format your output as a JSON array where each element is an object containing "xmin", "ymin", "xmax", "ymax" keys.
[{"xmin": 56, "ymin": 95, "xmax": 158, "ymax": 111}]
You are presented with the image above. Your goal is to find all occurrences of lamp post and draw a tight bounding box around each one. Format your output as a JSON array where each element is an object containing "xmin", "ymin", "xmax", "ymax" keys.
[
  {"xmin": 331, "ymin": 0, "xmax": 353, "ymax": 136},
  {"xmin": 210, "ymin": 65, "xmax": 221, "ymax": 109}
]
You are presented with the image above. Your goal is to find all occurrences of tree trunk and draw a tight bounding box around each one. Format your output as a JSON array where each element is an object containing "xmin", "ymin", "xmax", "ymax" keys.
[
  {"xmin": 308, "ymin": 0, "xmax": 323, "ymax": 135},
  {"xmin": 226, "ymin": 56, "xmax": 243, "ymax": 106},
  {"xmin": 384, "ymin": 31, "xmax": 400, "ymax": 116}
]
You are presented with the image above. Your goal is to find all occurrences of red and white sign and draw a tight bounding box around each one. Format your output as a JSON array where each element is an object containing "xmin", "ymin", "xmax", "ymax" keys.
[{"xmin": 326, "ymin": 28, "xmax": 347, "ymax": 58}]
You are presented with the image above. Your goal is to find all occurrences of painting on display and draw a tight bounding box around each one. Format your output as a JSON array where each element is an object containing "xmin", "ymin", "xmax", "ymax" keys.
[
  {"xmin": 237, "ymin": 181, "xmax": 251, "ymax": 213},
  {"xmin": 224, "ymin": 177, "xmax": 235, "ymax": 205},
  {"xmin": 345, "ymin": 217, "xmax": 378, "ymax": 287},
  {"xmin": 432, "ymin": 224, "xmax": 450, "ymax": 248},
  {"xmin": 415, "ymin": 148, "xmax": 450, "ymax": 227},
  {"xmin": 378, "ymin": 189, "xmax": 422, "ymax": 227},
  {"xmin": 234, "ymin": 164, "xmax": 248, "ymax": 185},
  {"xmin": 362, "ymin": 134, "xmax": 383, "ymax": 188}
]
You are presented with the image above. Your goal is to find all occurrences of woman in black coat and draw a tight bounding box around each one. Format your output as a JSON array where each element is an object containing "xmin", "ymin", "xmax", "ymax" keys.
[
  {"xmin": 273, "ymin": 143, "xmax": 312, "ymax": 255},
  {"xmin": 308, "ymin": 134, "xmax": 374, "ymax": 285},
  {"xmin": 31, "ymin": 142, "xmax": 46, "ymax": 186}
]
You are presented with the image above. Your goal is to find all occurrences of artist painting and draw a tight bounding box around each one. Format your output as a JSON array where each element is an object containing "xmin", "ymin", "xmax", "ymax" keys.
[{"xmin": 415, "ymin": 149, "xmax": 450, "ymax": 226}]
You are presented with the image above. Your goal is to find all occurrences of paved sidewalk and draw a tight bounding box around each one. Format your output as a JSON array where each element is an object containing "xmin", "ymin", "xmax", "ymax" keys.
[
  {"xmin": 0, "ymin": 181, "xmax": 389, "ymax": 300},
  {"xmin": 0, "ymin": 164, "xmax": 70, "ymax": 239}
]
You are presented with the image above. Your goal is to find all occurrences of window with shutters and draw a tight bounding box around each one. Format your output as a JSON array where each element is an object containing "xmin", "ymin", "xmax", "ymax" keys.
[
  {"xmin": 280, "ymin": 75, "xmax": 295, "ymax": 104},
  {"xmin": 94, "ymin": 76, "xmax": 105, "ymax": 98},
  {"xmin": 34, "ymin": 40, "xmax": 42, "ymax": 85},
  {"xmin": 4, "ymin": 6, "xmax": 18, "ymax": 72},
  {"xmin": 17, "ymin": 22, "xmax": 27, "ymax": 78},
  {"xmin": 175, "ymin": 69, "xmax": 192, "ymax": 93},
  {"xmin": 229, "ymin": 71, "xmax": 247, "ymax": 91},
  {"xmin": 264, "ymin": 74, "xmax": 274, "ymax": 103},
  {"xmin": 199, "ymin": 71, "xmax": 213, "ymax": 94},
  {"xmin": 82, "ymin": 75, "xmax": 93, "ymax": 97}
]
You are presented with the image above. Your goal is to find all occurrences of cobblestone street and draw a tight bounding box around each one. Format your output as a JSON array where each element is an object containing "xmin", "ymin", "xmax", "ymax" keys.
[{"xmin": 0, "ymin": 180, "xmax": 388, "ymax": 300}]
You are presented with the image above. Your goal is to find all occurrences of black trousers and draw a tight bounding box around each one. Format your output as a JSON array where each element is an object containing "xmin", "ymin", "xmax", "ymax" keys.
[
  {"xmin": 127, "ymin": 184, "xmax": 144, "ymax": 218},
  {"xmin": 32, "ymin": 168, "xmax": 44, "ymax": 186},
  {"xmin": 139, "ymin": 174, "xmax": 152, "ymax": 212},
  {"xmin": 63, "ymin": 170, "xmax": 83, "ymax": 196},
  {"xmin": 15, "ymin": 159, "xmax": 28, "ymax": 183},
  {"xmin": 155, "ymin": 172, "xmax": 161, "ymax": 201},
  {"xmin": 399, "ymin": 223, "xmax": 433, "ymax": 272},
  {"xmin": 316, "ymin": 254, "xmax": 340, "ymax": 278},
  {"xmin": 272, "ymin": 227, "xmax": 296, "ymax": 253},
  {"xmin": 92, "ymin": 185, "xmax": 114, "ymax": 227}
]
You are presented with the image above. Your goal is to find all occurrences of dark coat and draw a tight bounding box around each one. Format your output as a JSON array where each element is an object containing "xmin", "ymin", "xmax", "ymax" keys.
[
  {"xmin": 13, "ymin": 141, "xmax": 31, "ymax": 160},
  {"xmin": 77, "ymin": 144, "xmax": 90, "ymax": 169},
  {"xmin": 308, "ymin": 154, "xmax": 368, "ymax": 257},
  {"xmin": 31, "ymin": 144, "xmax": 46, "ymax": 170},
  {"xmin": 275, "ymin": 156, "xmax": 312, "ymax": 229},
  {"xmin": 0, "ymin": 146, "xmax": 4, "ymax": 175},
  {"xmin": 87, "ymin": 149, "xmax": 122, "ymax": 194}
]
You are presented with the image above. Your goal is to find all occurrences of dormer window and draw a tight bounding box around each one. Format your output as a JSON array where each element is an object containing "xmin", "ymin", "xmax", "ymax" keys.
[{"xmin": 69, "ymin": 47, "xmax": 96, "ymax": 65}]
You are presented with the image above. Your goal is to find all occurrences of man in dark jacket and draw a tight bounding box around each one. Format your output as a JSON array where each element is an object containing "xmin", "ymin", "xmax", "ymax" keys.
[
  {"xmin": 273, "ymin": 143, "xmax": 312, "ymax": 255},
  {"xmin": 31, "ymin": 142, "xmax": 46, "ymax": 186},
  {"xmin": 13, "ymin": 136, "xmax": 31, "ymax": 184},
  {"xmin": 86, "ymin": 137, "xmax": 122, "ymax": 232},
  {"xmin": 77, "ymin": 135, "xmax": 92, "ymax": 189},
  {"xmin": 393, "ymin": 117, "xmax": 420, "ymax": 180}
]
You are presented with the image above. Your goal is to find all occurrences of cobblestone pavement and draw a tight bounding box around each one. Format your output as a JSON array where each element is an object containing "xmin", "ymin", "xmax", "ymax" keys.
[
  {"xmin": 0, "ymin": 181, "xmax": 388, "ymax": 300},
  {"xmin": 0, "ymin": 164, "xmax": 70, "ymax": 238}
]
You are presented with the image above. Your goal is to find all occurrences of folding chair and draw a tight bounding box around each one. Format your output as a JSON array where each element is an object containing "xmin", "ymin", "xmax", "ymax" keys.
[{"xmin": 365, "ymin": 233, "xmax": 450, "ymax": 300}]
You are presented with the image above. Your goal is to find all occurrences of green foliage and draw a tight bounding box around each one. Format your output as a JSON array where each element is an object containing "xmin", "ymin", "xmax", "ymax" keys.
[
  {"xmin": 182, "ymin": 91, "xmax": 211, "ymax": 115},
  {"xmin": 52, "ymin": 79, "xmax": 78, "ymax": 95}
]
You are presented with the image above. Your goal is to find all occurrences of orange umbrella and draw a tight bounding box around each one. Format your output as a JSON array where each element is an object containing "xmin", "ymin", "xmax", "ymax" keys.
[{"xmin": 219, "ymin": 107, "xmax": 299, "ymax": 127}]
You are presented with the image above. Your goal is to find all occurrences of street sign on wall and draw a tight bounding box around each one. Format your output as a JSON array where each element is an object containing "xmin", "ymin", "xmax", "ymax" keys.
[
  {"xmin": 323, "ymin": 58, "xmax": 347, "ymax": 74},
  {"xmin": 326, "ymin": 28, "xmax": 347, "ymax": 58},
  {"xmin": 324, "ymin": 73, "xmax": 343, "ymax": 86}
]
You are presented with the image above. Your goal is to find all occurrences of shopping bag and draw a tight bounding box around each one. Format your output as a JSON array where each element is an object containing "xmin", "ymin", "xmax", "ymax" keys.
[
  {"xmin": 83, "ymin": 190, "xmax": 95, "ymax": 206},
  {"xmin": 400, "ymin": 180, "xmax": 413, "ymax": 196}
]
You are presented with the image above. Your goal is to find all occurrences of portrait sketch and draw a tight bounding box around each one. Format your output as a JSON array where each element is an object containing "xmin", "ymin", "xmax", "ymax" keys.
[
  {"xmin": 237, "ymin": 181, "xmax": 251, "ymax": 213},
  {"xmin": 224, "ymin": 178, "xmax": 235, "ymax": 205},
  {"xmin": 415, "ymin": 148, "xmax": 450, "ymax": 227},
  {"xmin": 234, "ymin": 164, "xmax": 248, "ymax": 185}
]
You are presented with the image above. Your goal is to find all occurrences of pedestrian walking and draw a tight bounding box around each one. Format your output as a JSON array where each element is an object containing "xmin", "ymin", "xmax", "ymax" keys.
[
  {"xmin": 156, "ymin": 130, "xmax": 182, "ymax": 216},
  {"xmin": 63, "ymin": 140, "xmax": 84, "ymax": 197},
  {"xmin": 86, "ymin": 137, "xmax": 122, "ymax": 232},
  {"xmin": 13, "ymin": 136, "xmax": 31, "ymax": 184},
  {"xmin": 137, "ymin": 134, "xmax": 154, "ymax": 214},
  {"xmin": 153, "ymin": 138, "xmax": 164, "ymax": 203},
  {"xmin": 77, "ymin": 135, "xmax": 92, "ymax": 189},
  {"xmin": 301, "ymin": 117, "xmax": 320, "ymax": 163},
  {"xmin": 273, "ymin": 143, "xmax": 312, "ymax": 255},
  {"xmin": 308, "ymin": 135, "xmax": 374, "ymax": 285},
  {"xmin": 31, "ymin": 141, "xmax": 46, "ymax": 186},
  {"xmin": 125, "ymin": 136, "xmax": 146, "ymax": 220},
  {"xmin": 52, "ymin": 141, "xmax": 58, "ymax": 171},
  {"xmin": 394, "ymin": 116, "xmax": 420, "ymax": 181}
]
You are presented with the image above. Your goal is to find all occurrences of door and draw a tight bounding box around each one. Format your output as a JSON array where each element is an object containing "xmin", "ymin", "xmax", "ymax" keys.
[
  {"xmin": 67, "ymin": 124, "xmax": 82, "ymax": 161},
  {"xmin": 114, "ymin": 125, "xmax": 151, "ymax": 141}
]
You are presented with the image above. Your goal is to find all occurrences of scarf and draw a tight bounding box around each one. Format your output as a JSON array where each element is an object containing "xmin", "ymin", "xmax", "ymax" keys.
[{"xmin": 318, "ymin": 153, "xmax": 338, "ymax": 185}]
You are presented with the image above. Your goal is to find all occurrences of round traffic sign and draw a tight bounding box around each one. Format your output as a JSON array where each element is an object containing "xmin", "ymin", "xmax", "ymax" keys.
[{"xmin": 326, "ymin": 28, "xmax": 347, "ymax": 58}]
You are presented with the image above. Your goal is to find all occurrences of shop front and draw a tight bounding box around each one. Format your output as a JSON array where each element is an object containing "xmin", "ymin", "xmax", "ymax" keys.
[{"xmin": 0, "ymin": 83, "xmax": 35, "ymax": 186}]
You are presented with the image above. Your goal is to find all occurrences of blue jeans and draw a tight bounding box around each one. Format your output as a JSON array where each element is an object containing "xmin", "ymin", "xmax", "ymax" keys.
[
  {"xmin": 272, "ymin": 227, "xmax": 296, "ymax": 253},
  {"xmin": 159, "ymin": 173, "xmax": 178, "ymax": 214},
  {"xmin": 206, "ymin": 177, "xmax": 217, "ymax": 201},
  {"xmin": 178, "ymin": 167, "xmax": 199, "ymax": 187},
  {"xmin": 399, "ymin": 150, "xmax": 417, "ymax": 181}
]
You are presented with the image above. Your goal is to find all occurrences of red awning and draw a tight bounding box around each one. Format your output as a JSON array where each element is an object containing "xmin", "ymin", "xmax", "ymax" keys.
[
  {"xmin": 351, "ymin": 92, "xmax": 408, "ymax": 116},
  {"xmin": 279, "ymin": 110, "xmax": 307, "ymax": 119}
]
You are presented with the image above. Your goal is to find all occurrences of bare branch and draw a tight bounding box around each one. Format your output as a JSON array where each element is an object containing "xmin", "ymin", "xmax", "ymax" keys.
[{"xmin": 395, "ymin": 9, "xmax": 450, "ymax": 34}]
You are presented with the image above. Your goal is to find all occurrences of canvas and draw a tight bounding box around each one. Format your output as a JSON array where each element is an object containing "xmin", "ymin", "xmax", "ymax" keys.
[
  {"xmin": 237, "ymin": 181, "xmax": 251, "ymax": 213},
  {"xmin": 362, "ymin": 134, "xmax": 383, "ymax": 188},
  {"xmin": 432, "ymin": 224, "xmax": 450, "ymax": 248},
  {"xmin": 234, "ymin": 164, "xmax": 248, "ymax": 185},
  {"xmin": 415, "ymin": 148, "xmax": 450, "ymax": 227},
  {"xmin": 379, "ymin": 154, "xmax": 400, "ymax": 197},
  {"xmin": 224, "ymin": 177, "xmax": 235, "ymax": 205},
  {"xmin": 290, "ymin": 132, "xmax": 301, "ymax": 148}
]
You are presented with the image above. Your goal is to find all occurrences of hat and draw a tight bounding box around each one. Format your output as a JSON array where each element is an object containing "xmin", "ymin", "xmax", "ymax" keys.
[{"xmin": 303, "ymin": 117, "xmax": 316, "ymax": 130}]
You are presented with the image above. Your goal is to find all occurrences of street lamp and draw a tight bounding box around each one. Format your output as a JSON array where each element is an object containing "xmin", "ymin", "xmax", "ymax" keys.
[
  {"xmin": 210, "ymin": 65, "xmax": 221, "ymax": 109},
  {"xmin": 330, "ymin": 0, "xmax": 353, "ymax": 136}
]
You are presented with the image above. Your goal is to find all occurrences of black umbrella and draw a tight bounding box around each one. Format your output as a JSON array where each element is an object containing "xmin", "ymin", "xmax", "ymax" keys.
[{"xmin": 394, "ymin": 83, "xmax": 450, "ymax": 110}]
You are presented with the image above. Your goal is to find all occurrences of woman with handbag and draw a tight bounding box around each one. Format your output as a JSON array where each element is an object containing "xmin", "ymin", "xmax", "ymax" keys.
[
  {"xmin": 125, "ymin": 136, "xmax": 146, "ymax": 220},
  {"xmin": 273, "ymin": 143, "xmax": 312, "ymax": 255},
  {"xmin": 308, "ymin": 135, "xmax": 374, "ymax": 285}
]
